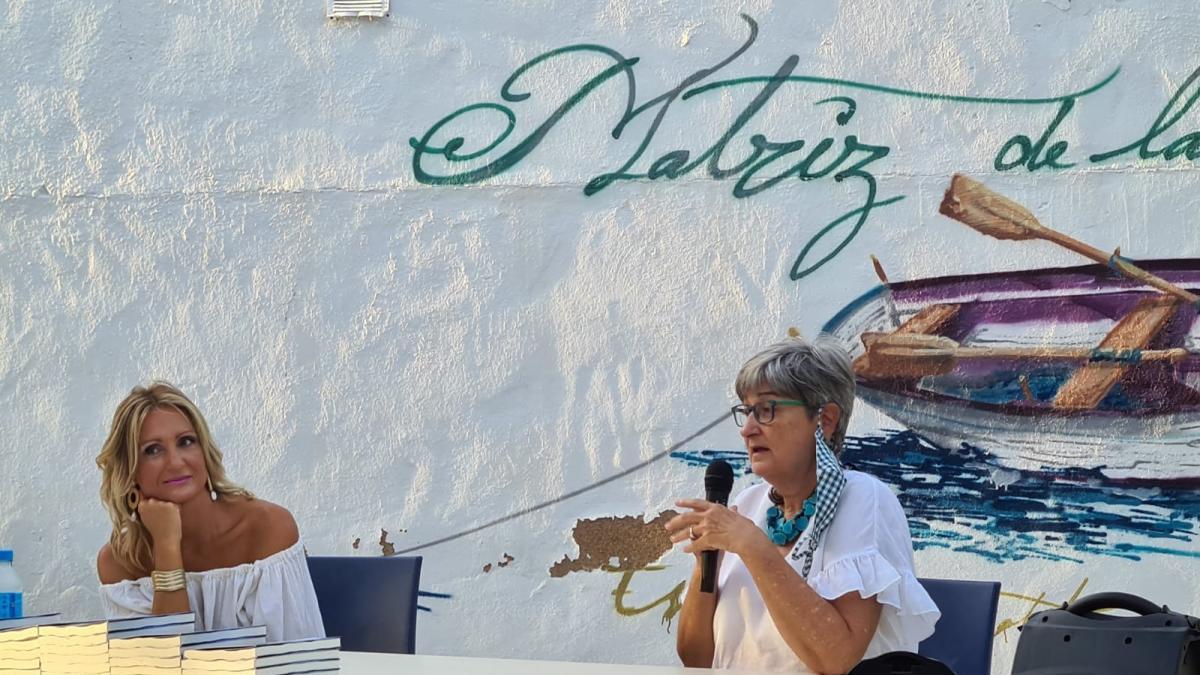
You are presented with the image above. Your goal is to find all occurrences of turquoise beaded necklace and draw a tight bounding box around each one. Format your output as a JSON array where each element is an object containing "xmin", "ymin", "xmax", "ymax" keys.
[{"xmin": 765, "ymin": 489, "xmax": 817, "ymax": 546}]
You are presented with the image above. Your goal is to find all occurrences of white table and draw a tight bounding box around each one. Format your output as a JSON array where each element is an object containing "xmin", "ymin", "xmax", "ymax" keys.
[{"xmin": 341, "ymin": 652, "xmax": 780, "ymax": 674}]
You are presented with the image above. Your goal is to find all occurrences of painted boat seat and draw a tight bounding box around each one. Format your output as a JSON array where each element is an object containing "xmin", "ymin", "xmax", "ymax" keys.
[
  {"xmin": 855, "ymin": 303, "xmax": 961, "ymax": 379},
  {"xmin": 1054, "ymin": 294, "xmax": 1181, "ymax": 410}
]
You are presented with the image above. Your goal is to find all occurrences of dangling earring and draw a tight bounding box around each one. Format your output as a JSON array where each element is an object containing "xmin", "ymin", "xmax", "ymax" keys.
[
  {"xmin": 207, "ymin": 477, "xmax": 217, "ymax": 502},
  {"xmin": 126, "ymin": 488, "xmax": 141, "ymax": 522}
]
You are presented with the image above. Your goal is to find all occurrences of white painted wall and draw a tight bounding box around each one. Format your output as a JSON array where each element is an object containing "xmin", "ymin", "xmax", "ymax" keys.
[{"xmin": 2, "ymin": 1, "xmax": 1199, "ymax": 671}]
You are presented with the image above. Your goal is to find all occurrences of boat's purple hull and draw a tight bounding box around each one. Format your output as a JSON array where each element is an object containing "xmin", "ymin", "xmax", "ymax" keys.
[{"xmin": 823, "ymin": 260, "xmax": 1200, "ymax": 480}]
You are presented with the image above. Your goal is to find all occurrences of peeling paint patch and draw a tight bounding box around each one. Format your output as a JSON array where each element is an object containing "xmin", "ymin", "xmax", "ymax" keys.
[
  {"xmin": 379, "ymin": 528, "xmax": 395, "ymax": 556},
  {"xmin": 482, "ymin": 552, "xmax": 515, "ymax": 573},
  {"xmin": 549, "ymin": 511, "xmax": 677, "ymax": 577}
]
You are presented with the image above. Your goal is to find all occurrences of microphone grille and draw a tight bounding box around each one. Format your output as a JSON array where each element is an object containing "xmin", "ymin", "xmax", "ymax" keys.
[{"xmin": 704, "ymin": 459, "xmax": 735, "ymax": 492}]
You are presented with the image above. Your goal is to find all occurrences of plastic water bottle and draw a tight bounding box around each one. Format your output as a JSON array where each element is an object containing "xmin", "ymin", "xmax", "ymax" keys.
[{"xmin": 0, "ymin": 550, "xmax": 22, "ymax": 619}]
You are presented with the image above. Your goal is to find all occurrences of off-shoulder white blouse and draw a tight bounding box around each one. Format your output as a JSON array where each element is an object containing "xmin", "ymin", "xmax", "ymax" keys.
[{"xmin": 99, "ymin": 539, "xmax": 325, "ymax": 643}]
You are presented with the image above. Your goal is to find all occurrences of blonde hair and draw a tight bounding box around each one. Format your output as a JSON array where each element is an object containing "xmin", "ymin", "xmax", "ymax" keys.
[{"xmin": 96, "ymin": 382, "xmax": 253, "ymax": 576}]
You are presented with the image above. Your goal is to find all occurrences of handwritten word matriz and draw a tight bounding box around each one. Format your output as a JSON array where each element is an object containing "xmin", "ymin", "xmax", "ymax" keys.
[{"xmin": 411, "ymin": 15, "xmax": 1200, "ymax": 280}]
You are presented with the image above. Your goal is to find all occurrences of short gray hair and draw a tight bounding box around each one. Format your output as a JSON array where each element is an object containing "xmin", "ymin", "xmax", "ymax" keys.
[{"xmin": 734, "ymin": 336, "xmax": 857, "ymax": 452}]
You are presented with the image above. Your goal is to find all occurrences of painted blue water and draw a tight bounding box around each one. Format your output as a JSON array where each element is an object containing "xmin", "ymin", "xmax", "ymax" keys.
[{"xmin": 672, "ymin": 430, "xmax": 1200, "ymax": 563}]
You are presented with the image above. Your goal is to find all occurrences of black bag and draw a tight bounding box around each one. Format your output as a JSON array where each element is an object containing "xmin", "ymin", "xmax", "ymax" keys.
[
  {"xmin": 848, "ymin": 651, "xmax": 954, "ymax": 675},
  {"xmin": 1011, "ymin": 592, "xmax": 1200, "ymax": 675}
]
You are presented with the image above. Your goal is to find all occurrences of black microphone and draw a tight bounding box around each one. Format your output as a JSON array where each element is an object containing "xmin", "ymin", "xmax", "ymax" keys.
[{"xmin": 700, "ymin": 459, "xmax": 735, "ymax": 593}]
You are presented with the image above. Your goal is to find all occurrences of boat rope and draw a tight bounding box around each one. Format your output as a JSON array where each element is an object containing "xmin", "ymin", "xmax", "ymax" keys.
[
  {"xmin": 1090, "ymin": 347, "xmax": 1143, "ymax": 364},
  {"xmin": 1107, "ymin": 252, "xmax": 1134, "ymax": 273}
]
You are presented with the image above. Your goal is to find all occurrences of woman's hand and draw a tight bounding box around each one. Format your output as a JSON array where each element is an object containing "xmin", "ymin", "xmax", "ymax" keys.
[
  {"xmin": 138, "ymin": 498, "xmax": 182, "ymax": 552},
  {"xmin": 137, "ymin": 497, "xmax": 189, "ymax": 614},
  {"xmin": 666, "ymin": 499, "xmax": 765, "ymax": 557}
]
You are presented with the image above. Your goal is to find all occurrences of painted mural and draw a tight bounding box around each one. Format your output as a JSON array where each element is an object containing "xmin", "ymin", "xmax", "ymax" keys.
[
  {"xmin": 402, "ymin": 10, "xmax": 1200, "ymax": 671},
  {"xmin": 824, "ymin": 176, "xmax": 1200, "ymax": 482},
  {"xmin": 667, "ymin": 175, "xmax": 1200, "ymax": 663},
  {"xmin": 5, "ymin": 3, "xmax": 1200, "ymax": 674},
  {"xmin": 391, "ymin": 172, "xmax": 1200, "ymax": 661}
]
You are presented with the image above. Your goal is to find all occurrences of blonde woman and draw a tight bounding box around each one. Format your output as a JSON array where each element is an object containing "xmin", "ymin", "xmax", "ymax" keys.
[{"xmin": 96, "ymin": 382, "xmax": 324, "ymax": 642}]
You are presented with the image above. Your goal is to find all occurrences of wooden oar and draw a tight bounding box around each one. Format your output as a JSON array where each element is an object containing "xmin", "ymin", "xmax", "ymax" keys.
[
  {"xmin": 860, "ymin": 332, "xmax": 1189, "ymax": 379},
  {"xmin": 939, "ymin": 174, "xmax": 1200, "ymax": 306}
]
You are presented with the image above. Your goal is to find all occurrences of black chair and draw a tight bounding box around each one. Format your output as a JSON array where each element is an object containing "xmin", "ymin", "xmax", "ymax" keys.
[
  {"xmin": 307, "ymin": 555, "xmax": 423, "ymax": 654},
  {"xmin": 917, "ymin": 577, "xmax": 1001, "ymax": 675}
]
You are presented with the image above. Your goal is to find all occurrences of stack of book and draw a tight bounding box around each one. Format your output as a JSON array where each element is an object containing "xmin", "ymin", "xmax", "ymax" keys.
[
  {"xmin": 0, "ymin": 613, "xmax": 60, "ymax": 675},
  {"xmin": 180, "ymin": 625, "xmax": 267, "ymax": 652},
  {"xmin": 181, "ymin": 636, "xmax": 340, "ymax": 674},
  {"xmin": 108, "ymin": 612, "xmax": 196, "ymax": 675},
  {"xmin": 38, "ymin": 619, "xmax": 110, "ymax": 675},
  {"xmin": 110, "ymin": 612, "xmax": 196, "ymax": 639}
]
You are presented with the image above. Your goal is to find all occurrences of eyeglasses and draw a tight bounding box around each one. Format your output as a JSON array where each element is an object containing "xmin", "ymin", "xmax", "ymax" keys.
[{"xmin": 731, "ymin": 400, "xmax": 812, "ymax": 427}]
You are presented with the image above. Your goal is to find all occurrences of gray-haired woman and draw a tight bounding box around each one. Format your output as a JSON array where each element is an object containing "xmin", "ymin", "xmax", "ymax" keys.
[{"xmin": 666, "ymin": 338, "xmax": 939, "ymax": 673}]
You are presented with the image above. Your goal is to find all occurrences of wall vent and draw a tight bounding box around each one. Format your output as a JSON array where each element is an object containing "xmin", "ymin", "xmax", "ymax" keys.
[{"xmin": 327, "ymin": 0, "xmax": 388, "ymax": 18}]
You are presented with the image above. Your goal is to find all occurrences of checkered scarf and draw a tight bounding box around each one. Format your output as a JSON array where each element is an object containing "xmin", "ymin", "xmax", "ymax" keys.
[{"xmin": 788, "ymin": 428, "xmax": 847, "ymax": 577}]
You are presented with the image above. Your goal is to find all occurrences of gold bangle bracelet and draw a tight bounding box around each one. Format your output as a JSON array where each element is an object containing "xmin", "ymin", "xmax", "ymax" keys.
[{"xmin": 151, "ymin": 569, "xmax": 186, "ymax": 593}]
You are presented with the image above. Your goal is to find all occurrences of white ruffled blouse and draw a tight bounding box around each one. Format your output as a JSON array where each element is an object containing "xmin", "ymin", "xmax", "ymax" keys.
[
  {"xmin": 99, "ymin": 539, "xmax": 325, "ymax": 643},
  {"xmin": 713, "ymin": 471, "xmax": 941, "ymax": 671}
]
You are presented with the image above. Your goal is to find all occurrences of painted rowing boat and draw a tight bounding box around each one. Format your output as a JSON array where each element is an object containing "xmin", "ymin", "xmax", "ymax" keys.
[{"xmin": 822, "ymin": 259, "xmax": 1200, "ymax": 482}]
